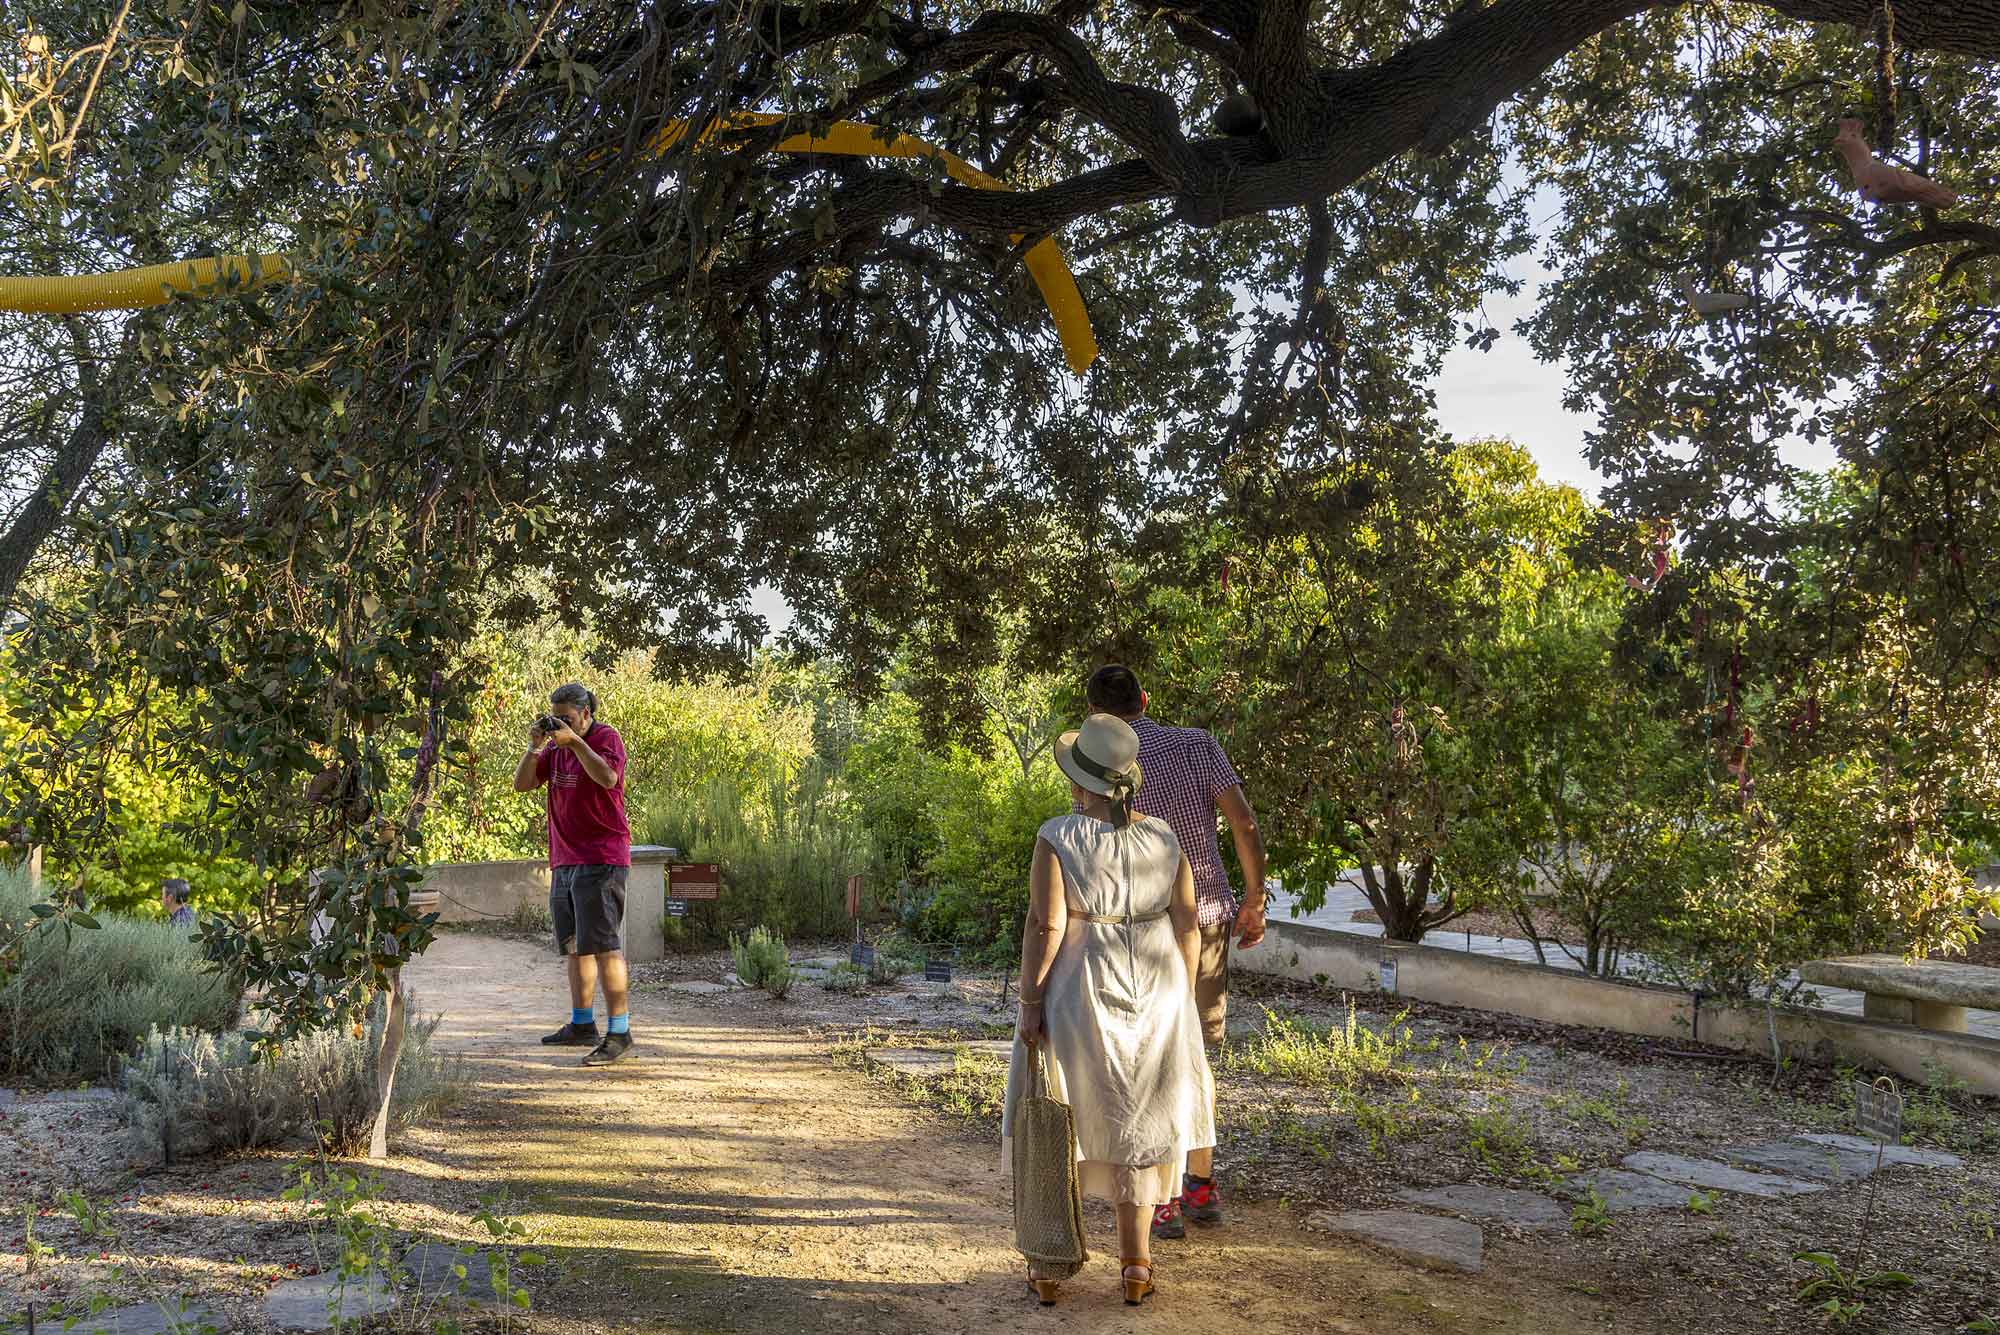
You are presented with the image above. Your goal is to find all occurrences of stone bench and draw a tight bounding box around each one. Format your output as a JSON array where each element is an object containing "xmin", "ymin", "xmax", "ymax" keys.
[{"xmin": 1798, "ymin": 955, "xmax": 2000, "ymax": 1033}]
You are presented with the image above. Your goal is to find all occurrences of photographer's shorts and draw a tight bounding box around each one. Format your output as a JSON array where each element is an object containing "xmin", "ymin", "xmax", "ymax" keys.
[{"xmin": 551, "ymin": 864, "xmax": 628, "ymax": 956}]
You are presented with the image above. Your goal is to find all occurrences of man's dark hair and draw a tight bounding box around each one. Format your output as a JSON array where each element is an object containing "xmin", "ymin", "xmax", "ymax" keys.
[
  {"xmin": 550, "ymin": 682, "xmax": 598, "ymax": 715},
  {"xmin": 161, "ymin": 877, "xmax": 191, "ymax": 904},
  {"xmin": 1087, "ymin": 665, "xmax": 1145, "ymax": 716}
]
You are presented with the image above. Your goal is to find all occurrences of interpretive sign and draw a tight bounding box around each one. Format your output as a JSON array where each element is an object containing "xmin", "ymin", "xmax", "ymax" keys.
[
  {"xmin": 924, "ymin": 953, "xmax": 954, "ymax": 983},
  {"xmin": 668, "ymin": 863, "xmax": 720, "ymax": 900},
  {"xmin": 851, "ymin": 940, "xmax": 876, "ymax": 969},
  {"xmin": 1379, "ymin": 957, "xmax": 1399, "ymax": 995}
]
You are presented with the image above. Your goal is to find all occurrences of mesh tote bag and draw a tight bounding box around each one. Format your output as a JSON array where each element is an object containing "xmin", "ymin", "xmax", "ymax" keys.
[{"xmin": 1011, "ymin": 1044, "xmax": 1089, "ymax": 1279}]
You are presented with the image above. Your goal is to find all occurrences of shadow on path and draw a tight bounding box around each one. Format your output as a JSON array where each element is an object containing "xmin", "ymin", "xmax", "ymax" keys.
[{"xmin": 405, "ymin": 932, "xmax": 1624, "ymax": 1335}]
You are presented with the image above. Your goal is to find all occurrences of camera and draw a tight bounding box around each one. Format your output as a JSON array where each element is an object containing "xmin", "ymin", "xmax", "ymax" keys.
[{"xmin": 534, "ymin": 713, "xmax": 564, "ymax": 735}]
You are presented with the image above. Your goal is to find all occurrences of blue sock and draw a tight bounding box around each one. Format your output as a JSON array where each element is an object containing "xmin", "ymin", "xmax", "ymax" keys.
[
  {"xmin": 607, "ymin": 1013, "xmax": 630, "ymax": 1035},
  {"xmin": 572, "ymin": 1007, "xmax": 594, "ymax": 1027}
]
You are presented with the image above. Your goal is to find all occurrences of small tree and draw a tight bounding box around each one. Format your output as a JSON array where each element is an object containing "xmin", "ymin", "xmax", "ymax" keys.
[
  {"xmin": 1145, "ymin": 437, "xmax": 1586, "ymax": 942},
  {"xmin": 1467, "ymin": 565, "xmax": 1709, "ymax": 974}
]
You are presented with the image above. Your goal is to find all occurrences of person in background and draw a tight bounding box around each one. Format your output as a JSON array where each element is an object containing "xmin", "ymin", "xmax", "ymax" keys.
[
  {"xmin": 512, "ymin": 681, "xmax": 635, "ymax": 1067},
  {"xmin": 161, "ymin": 877, "xmax": 194, "ymax": 929},
  {"xmin": 1084, "ymin": 664, "xmax": 1268, "ymax": 1240}
]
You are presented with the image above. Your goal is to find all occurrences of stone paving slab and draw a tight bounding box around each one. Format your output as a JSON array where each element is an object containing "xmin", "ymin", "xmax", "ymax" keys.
[
  {"xmin": 399, "ymin": 1242, "xmax": 502, "ymax": 1296},
  {"xmin": 1393, "ymin": 1183, "xmax": 1569, "ymax": 1229},
  {"xmin": 1305, "ymin": 1210, "xmax": 1484, "ymax": 1273},
  {"xmin": 264, "ymin": 1273, "xmax": 397, "ymax": 1330},
  {"xmin": 1619, "ymin": 1152, "xmax": 1826, "ymax": 1198},
  {"xmin": 1560, "ymin": 1168, "xmax": 1692, "ymax": 1212},
  {"xmin": 864, "ymin": 1043, "xmax": 1012, "ymax": 1078},
  {"xmin": 56, "ymin": 1301, "xmax": 228, "ymax": 1334},
  {"xmin": 1724, "ymin": 1140, "xmax": 1879, "ymax": 1183},
  {"xmin": 1793, "ymin": 1133, "xmax": 1964, "ymax": 1168}
]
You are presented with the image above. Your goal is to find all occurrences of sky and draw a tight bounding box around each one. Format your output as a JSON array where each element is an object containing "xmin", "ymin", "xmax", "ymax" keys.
[{"xmin": 1433, "ymin": 255, "xmax": 1605, "ymax": 497}]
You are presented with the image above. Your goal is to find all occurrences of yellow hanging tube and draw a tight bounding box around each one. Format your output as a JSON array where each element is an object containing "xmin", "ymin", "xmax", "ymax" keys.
[
  {"xmin": 0, "ymin": 115, "xmax": 1096, "ymax": 372},
  {"xmin": 646, "ymin": 114, "xmax": 1096, "ymax": 372},
  {"xmin": 0, "ymin": 253, "xmax": 293, "ymax": 315}
]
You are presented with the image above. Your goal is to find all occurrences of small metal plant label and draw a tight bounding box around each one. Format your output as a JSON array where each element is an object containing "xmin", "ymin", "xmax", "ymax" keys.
[
  {"xmin": 1853, "ymin": 1076, "xmax": 1904, "ymax": 1145},
  {"xmin": 1379, "ymin": 957, "xmax": 1399, "ymax": 994}
]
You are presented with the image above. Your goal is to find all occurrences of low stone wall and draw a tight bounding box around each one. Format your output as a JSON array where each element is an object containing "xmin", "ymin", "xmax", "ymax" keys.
[
  {"xmin": 1239, "ymin": 920, "xmax": 2000, "ymax": 1097},
  {"xmin": 421, "ymin": 845, "xmax": 674, "ymax": 964}
]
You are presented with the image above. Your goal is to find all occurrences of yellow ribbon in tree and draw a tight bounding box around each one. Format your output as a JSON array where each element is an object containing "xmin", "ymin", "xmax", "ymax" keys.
[
  {"xmin": 0, "ymin": 115, "xmax": 1097, "ymax": 372},
  {"xmin": 646, "ymin": 114, "xmax": 1096, "ymax": 373},
  {"xmin": 0, "ymin": 253, "xmax": 292, "ymax": 314}
]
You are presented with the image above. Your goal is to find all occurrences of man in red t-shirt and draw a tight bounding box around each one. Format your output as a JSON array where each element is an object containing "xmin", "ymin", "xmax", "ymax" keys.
[{"xmin": 513, "ymin": 681, "xmax": 634, "ymax": 1066}]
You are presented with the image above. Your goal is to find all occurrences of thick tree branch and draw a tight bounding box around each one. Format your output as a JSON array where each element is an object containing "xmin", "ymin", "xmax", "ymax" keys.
[{"xmin": 0, "ymin": 319, "xmax": 125, "ymax": 608}]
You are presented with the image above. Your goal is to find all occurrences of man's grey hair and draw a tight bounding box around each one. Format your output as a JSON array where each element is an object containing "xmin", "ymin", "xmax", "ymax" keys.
[
  {"xmin": 161, "ymin": 877, "xmax": 191, "ymax": 902},
  {"xmin": 550, "ymin": 682, "xmax": 598, "ymax": 716}
]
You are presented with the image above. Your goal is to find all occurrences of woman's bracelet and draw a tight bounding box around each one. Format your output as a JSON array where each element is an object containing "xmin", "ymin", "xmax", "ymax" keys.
[{"xmin": 1018, "ymin": 995, "xmax": 1043, "ymax": 1006}]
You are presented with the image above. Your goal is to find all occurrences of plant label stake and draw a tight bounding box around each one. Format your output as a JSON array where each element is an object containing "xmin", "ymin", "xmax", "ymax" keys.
[
  {"xmin": 923, "ymin": 949, "xmax": 955, "ymax": 983},
  {"xmin": 1851, "ymin": 1075, "xmax": 1903, "ymax": 1251},
  {"xmin": 1379, "ymin": 957, "xmax": 1399, "ymax": 994}
]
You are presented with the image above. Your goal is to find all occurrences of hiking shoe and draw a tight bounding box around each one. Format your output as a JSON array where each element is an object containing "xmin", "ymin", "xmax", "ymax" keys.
[
  {"xmin": 582, "ymin": 1031, "xmax": 633, "ymax": 1066},
  {"xmin": 1181, "ymin": 1175, "xmax": 1224, "ymax": 1225},
  {"xmin": 1150, "ymin": 1198, "xmax": 1185, "ymax": 1241},
  {"xmin": 541, "ymin": 1021, "xmax": 599, "ymax": 1046}
]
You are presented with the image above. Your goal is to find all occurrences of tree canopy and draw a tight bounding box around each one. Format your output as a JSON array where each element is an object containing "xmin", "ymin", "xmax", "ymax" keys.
[{"xmin": 1, "ymin": 0, "xmax": 1996, "ymax": 1027}]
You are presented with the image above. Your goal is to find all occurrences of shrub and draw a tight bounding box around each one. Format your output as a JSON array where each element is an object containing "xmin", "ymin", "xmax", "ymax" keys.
[
  {"xmin": 116, "ymin": 990, "xmax": 462, "ymax": 1161},
  {"xmin": 647, "ymin": 762, "xmax": 873, "ymax": 940},
  {"xmin": 0, "ymin": 872, "xmax": 240, "ymax": 1086},
  {"xmin": 507, "ymin": 899, "xmax": 554, "ymax": 937},
  {"xmin": 820, "ymin": 963, "xmax": 866, "ymax": 993},
  {"xmin": 729, "ymin": 925, "xmax": 789, "ymax": 990},
  {"xmin": 866, "ymin": 950, "xmax": 907, "ymax": 986}
]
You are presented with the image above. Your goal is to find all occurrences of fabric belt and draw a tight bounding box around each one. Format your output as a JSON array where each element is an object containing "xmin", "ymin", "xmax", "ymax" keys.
[{"xmin": 1080, "ymin": 909, "xmax": 1167, "ymax": 925}]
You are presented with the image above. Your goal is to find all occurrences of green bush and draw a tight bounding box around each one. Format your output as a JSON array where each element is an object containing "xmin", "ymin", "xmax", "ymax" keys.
[
  {"xmin": 0, "ymin": 872, "xmax": 241, "ymax": 1086},
  {"xmin": 840, "ymin": 685, "xmax": 1067, "ymax": 961},
  {"xmin": 917, "ymin": 760, "xmax": 1067, "ymax": 961},
  {"xmin": 644, "ymin": 761, "xmax": 873, "ymax": 940},
  {"xmin": 820, "ymin": 963, "xmax": 866, "ymax": 993},
  {"xmin": 117, "ymin": 990, "xmax": 463, "ymax": 1160},
  {"xmin": 729, "ymin": 925, "xmax": 789, "ymax": 986}
]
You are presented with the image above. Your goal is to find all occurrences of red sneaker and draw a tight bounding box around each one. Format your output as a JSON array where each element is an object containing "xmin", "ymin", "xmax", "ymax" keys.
[
  {"xmin": 1151, "ymin": 1198, "xmax": 1185, "ymax": 1240},
  {"xmin": 1181, "ymin": 1175, "xmax": 1224, "ymax": 1225}
]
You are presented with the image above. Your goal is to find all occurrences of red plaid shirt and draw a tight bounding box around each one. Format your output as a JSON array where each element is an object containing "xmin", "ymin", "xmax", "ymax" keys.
[{"xmin": 1129, "ymin": 716, "xmax": 1245, "ymax": 926}]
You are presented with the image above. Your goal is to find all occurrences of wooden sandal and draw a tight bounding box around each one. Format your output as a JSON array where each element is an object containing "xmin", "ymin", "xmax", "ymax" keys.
[
  {"xmin": 1026, "ymin": 1265, "xmax": 1060, "ymax": 1306},
  {"xmin": 1121, "ymin": 1257, "xmax": 1155, "ymax": 1306}
]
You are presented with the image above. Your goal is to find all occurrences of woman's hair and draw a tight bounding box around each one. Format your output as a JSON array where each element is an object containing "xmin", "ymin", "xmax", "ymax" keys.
[
  {"xmin": 550, "ymin": 682, "xmax": 598, "ymax": 715},
  {"xmin": 161, "ymin": 877, "xmax": 191, "ymax": 903},
  {"xmin": 1086, "ymin": 664, "xmax": 1145, "ymax": 716}
]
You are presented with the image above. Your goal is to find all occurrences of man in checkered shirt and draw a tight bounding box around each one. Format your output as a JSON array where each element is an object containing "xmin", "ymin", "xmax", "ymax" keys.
[{"xmin": 1086, "ymin": 664, "xmax": 1267, "ymax": 1241}]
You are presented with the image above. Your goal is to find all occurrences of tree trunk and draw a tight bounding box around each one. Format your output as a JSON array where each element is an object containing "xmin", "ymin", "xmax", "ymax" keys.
[
  {"xmin": 367, "ymin": 969, "xmax": 407, "ymax": 1161},
  {"xmin": 0, "ymin": 320, "xmax": 127, "ymax": 608},
  {"xmin": 1360, "ymin": 857, "xmax": 1431, "ymax": 943}
]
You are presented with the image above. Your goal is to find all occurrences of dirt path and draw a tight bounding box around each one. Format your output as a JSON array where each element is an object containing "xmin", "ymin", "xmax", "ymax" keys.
[{"xmin": 405, "ymin": 934, "xmax": 1622, "ymax": 1335}]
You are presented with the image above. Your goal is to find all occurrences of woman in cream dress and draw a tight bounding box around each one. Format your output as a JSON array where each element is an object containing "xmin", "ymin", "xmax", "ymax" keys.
[{"xmin": 1002, "ymin": 712, "xmax": 1215, "ymax": 1305}]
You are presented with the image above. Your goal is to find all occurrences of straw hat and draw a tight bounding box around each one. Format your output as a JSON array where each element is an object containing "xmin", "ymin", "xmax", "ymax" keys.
[{"xmin": 1054, "ymin": 714, "xmax": 1143, "ymax": 800}]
